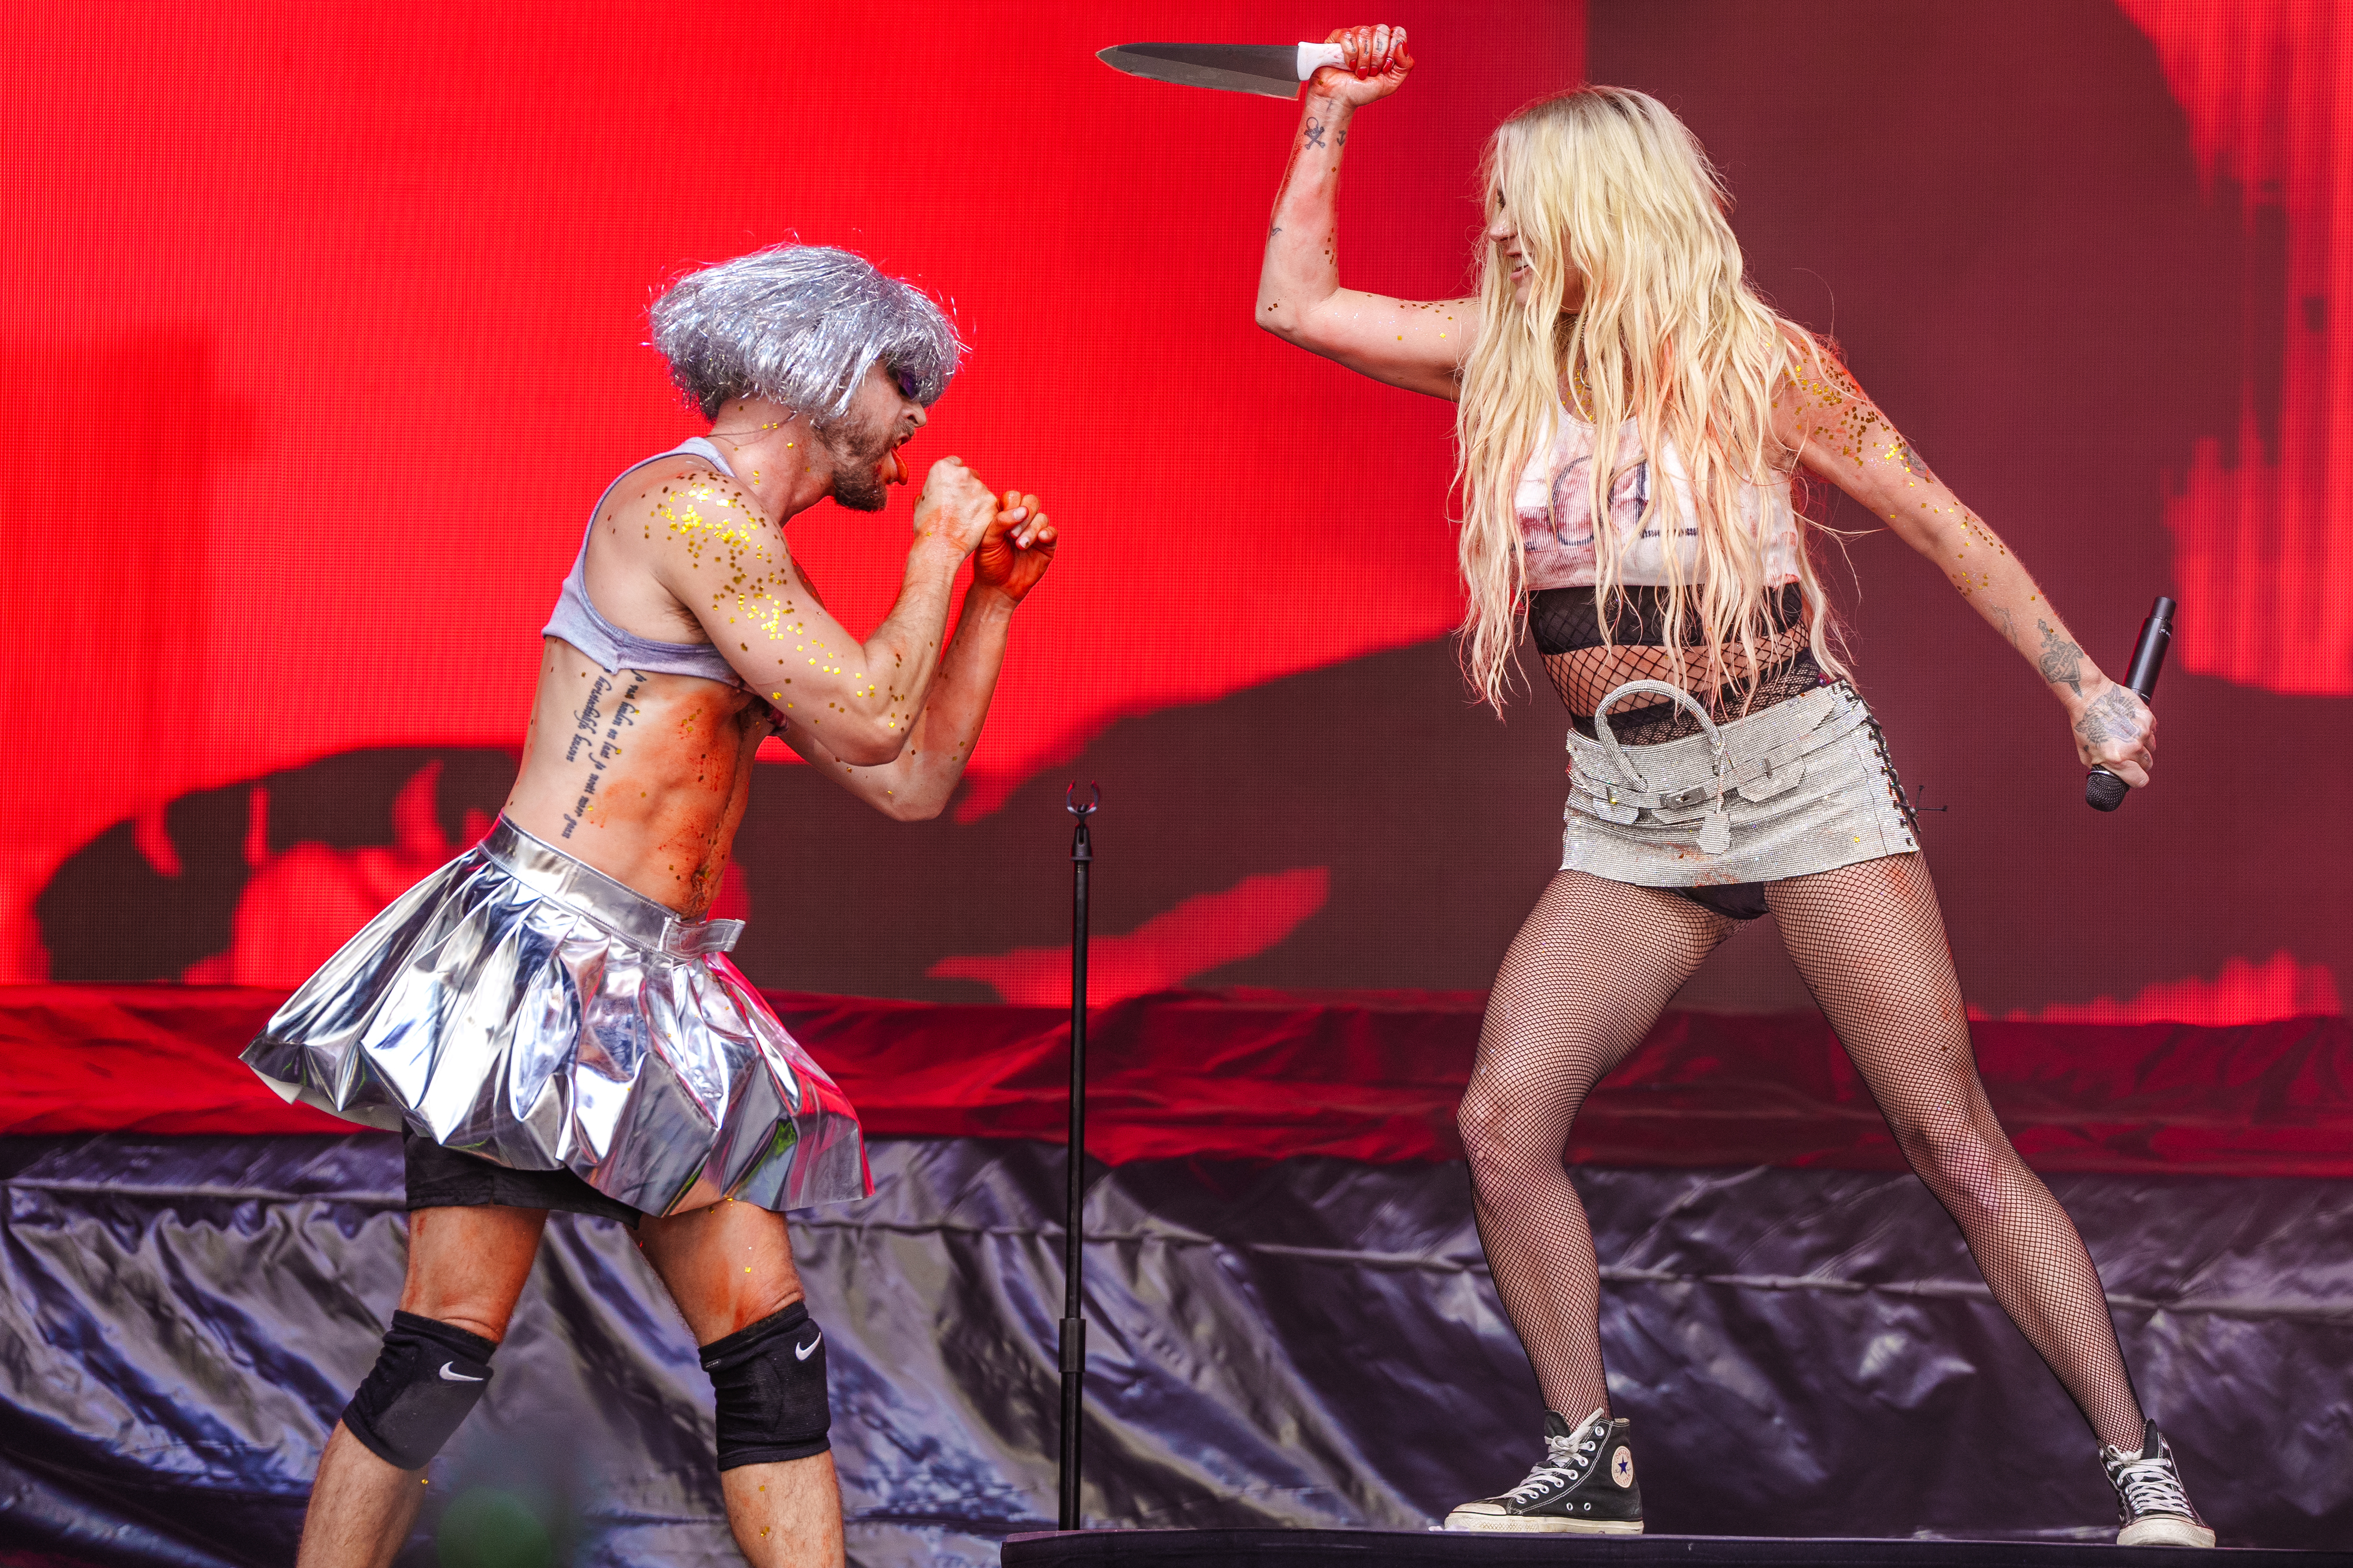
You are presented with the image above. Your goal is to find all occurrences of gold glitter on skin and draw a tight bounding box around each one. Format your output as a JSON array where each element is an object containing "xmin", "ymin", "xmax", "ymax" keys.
[
  {"xmin": 641, "ymin": 466, "xmax": 931, "ymax": 737},
  {"xmin": 499, "ymin": 373, "xmax": 1061, "ymax": 926},
  {"xmin": 1772, "ymin": 355, "xmax": 2144, "ymax": 786},
  {"xmin": 1251, "ymin": 31, "xmax": 2151, "ymax": 792}
]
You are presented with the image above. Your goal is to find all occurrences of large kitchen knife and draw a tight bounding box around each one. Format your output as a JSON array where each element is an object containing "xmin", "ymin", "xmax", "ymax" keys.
[{"xmin": 1096, "ymin": 42, "xmax": 1354, "ymax": 100}]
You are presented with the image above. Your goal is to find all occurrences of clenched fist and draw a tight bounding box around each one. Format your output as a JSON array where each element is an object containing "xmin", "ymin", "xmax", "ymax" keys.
[
  {"xmin": 1312, "ymin": 24, "xmax": 1413, "ymax": 107},
  {"xmin": 2069, "ymin": 679, "xmax": 2157, "ymax": 789},
  {"xmin": 911, "ymin": 457, "xmax": 999, "ymax": 556},
  {"xmin": 973, "ymin": 489, "xmax": 1058, "ymax": 605}
]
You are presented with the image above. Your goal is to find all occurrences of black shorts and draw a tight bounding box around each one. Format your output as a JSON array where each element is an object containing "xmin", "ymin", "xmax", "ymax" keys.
[
  {"xmin": 402, "ymin": 1132, "xmax": 643, "ymax": 1229},
  {"xmin": 1675, "ymin": 882, "xmax": 1771, "ymax": 921}
]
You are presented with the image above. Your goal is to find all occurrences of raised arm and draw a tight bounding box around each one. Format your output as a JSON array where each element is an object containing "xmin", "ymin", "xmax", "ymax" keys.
[
  {"xmin": 635, "ymin": 456, "xmax": 1001, "ymax": 766},
  {"xmin": 1775, "ymin": 353, "xmax": 2157, "ymax": 789},
  {"xmin": 1256, "ymin": 24, "xmax": 1476, "ymax": 400},
  {"xmin": 781, "ymin": 489, "xmax": 1058, "ymax": 820}
]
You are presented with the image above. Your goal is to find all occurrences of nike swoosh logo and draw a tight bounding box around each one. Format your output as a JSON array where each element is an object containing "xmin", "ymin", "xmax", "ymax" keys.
[
  {"xmin": 438, "ymin": 1362, "xmax": 485, "ymax": 1383},
  {"xmin": 794, "ymin": 1334, "xmax": 822, "ymax": 1362}
]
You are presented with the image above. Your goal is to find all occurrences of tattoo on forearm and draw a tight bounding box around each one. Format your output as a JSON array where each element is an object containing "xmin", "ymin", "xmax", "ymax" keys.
[
  {"xmin": 2073, "ymin": 685, "xmax": 2140, "ymax": 745},
  {"xmin": 1992, "ymin": 606, "xmax": 2020, "ymax": 649},
  {"xmin": 2036, "ymin": 619, "xmax": 2085, "ymax": 697},
  {"xmin": 1895, "ymin": 442, "xmax": 1935, "ymax": 482},
  {"xmin": 1304, "ymin": 117, "xmax": 1327, "ymax": 149}
]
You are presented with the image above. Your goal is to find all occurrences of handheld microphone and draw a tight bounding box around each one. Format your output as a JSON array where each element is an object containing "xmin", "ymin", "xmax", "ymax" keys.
[{"xmin": 2085, "ymin": 595, "xmax": 2175, "ymax": 812}]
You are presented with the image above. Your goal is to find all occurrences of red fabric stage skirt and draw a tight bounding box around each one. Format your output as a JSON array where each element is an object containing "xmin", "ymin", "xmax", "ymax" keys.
[{"xmin": 2, "ymin": 985, "xmax": 2345, "ymax": 1176}]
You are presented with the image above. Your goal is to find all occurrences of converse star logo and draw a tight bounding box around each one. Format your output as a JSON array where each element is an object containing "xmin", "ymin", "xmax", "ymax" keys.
[
  {"xmin": 438, "ymin": 1362, "xmax": 484, "ymax": 1383},
  {"xmin": 794, "ymin": 1332, "xmax": 823, "ymax": 1362},
  {"xmin": 1611, "ymin": 1446, "xmax": 1634, "ymax": 1487}
]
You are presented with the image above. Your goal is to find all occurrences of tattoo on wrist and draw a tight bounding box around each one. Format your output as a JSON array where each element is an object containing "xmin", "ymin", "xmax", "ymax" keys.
[
  {"xmin": 1304, "ymin": 117, "xmax": 1327, "ymax": 150},
  {"xmin": 2036, "ymin": 619, "xmax": 2085, "ymax": 697},
  {"xmin": 2073, "ymin": 685, "xmax": 2139, "ymax": 745}
]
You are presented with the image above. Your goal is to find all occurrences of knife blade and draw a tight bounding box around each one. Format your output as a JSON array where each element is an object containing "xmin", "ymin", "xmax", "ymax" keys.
[{"xmin": 1096, "ymin": 41, "xmax": 1348, "ymax": 101}]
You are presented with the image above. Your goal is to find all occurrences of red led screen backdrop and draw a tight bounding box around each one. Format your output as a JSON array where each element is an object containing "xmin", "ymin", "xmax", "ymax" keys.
[{"xmin": 4, "ymin": 0, "xmax": 2347, "ymax": 1022}]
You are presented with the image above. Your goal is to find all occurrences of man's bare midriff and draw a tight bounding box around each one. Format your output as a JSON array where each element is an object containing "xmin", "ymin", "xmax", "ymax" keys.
[{"xmin": 502, "ymin": 636, "xmax": 769, "ymax": 919}]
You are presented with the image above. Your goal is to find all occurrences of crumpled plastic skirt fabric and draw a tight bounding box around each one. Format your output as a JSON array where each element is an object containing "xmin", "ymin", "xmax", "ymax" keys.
[
  {"xmin": 240, "ymin": 818, "xmax": 868, "ymax": 1216},
  {"xmin": 1, "ymin": 1134, "xmax": 2345, "ymax": 1566}
]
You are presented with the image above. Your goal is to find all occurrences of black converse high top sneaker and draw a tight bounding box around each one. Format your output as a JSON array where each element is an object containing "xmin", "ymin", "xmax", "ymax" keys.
[
  {"xmin": 2101, "ymin": 1420, "xmax": 2214, "ymax": 1548},
  {"xmin": 1444, "ymin": 1409, "xmax": 1642, "ymax": 1534}
]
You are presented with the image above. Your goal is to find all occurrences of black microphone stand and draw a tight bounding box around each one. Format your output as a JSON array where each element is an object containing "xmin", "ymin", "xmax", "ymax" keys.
[{"xmin": 1057, "ymin": 783, "xmax": 1098, "ymax": 1532}]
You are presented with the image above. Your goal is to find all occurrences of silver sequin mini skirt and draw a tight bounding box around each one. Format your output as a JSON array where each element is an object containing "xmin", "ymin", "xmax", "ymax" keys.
[
  {"xmin": 1561, "ymin": 680, "xmax": 1918, "ymax": 887},
  {"xmin": 242, "ymin": 818, "xmax": 869, "ymax": 1216}
]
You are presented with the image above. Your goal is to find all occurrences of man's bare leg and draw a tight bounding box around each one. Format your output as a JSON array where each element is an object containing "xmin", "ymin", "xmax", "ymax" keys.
[
  {"xmin": 721, "ymin": 1451, "xmax": 845, "ymax": 1564},
  {"xmin": 639, "ymin": 1197, "xmax": 843, "ymax": 1568},
  {"xmin": 296, "ymin": 1205, "xmax": 548, "ymax": 1568}
]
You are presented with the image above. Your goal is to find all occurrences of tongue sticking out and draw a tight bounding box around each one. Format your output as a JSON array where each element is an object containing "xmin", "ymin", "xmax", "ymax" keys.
[{"xmin": 881, "ymin": 446, "xmax": 908, "ymax": 486}]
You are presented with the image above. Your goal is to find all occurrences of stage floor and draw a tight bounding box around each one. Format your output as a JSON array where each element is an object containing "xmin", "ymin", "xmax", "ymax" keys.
[{"xmin": 1002, "ymin": 1527, "xmax": 2339, "ymax": 1566}]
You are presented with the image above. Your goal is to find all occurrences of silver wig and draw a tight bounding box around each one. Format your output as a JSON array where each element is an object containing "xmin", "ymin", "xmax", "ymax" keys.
[{"xmin": 649, "ymin": 245, "xmax": 964, "ymax": 425}]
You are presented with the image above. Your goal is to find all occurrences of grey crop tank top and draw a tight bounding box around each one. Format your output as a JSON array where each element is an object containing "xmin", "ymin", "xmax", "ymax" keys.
[{"xmin": 541, "ymin": 436, "xmax": 744, "ymax": 685}]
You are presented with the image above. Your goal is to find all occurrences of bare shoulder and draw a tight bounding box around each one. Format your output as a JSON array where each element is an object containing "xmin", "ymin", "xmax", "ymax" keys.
[
  {"xmin": 597, "ymin": 459, "xmax": 775, "ymax": 548},
  {"xmin": 584, "ymin": 457, "xmax": 801, "ymax": 641},
  {"xmin": 1772, "ymin": 333, "xmax": 1879, "ymax": 448},
  {"xmin": 1773, "ymin": 335, "xmax": 1948, "ymax": 516},
  {"xmin": 1772, "ymin": 328, "xmax": 1855, "ymax": 402},
  {"xmin": 606, "ymin": 461, "xmax": 801, "ymax": 579}
]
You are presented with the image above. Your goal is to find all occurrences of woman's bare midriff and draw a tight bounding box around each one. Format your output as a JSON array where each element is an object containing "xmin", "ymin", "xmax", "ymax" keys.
[{"xmin": 501, "ymin": 637, "xmax": 770, "ymax": 918}]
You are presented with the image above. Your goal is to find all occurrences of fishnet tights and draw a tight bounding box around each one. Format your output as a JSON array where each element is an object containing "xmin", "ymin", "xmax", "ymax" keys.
[{"xmin": 1458, "ymin": 856, "xmax": 2146, "ymax": 1449}]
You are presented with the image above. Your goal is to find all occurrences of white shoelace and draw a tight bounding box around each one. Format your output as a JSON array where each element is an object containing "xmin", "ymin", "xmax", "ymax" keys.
[
  {"xmin": 2109, "ymin": 1453, "xmax": 2194, "ymax": 1517},
  {"xmin": 1504, "ymin": 1415, "xmax": 1607, "ymax": 1504}
]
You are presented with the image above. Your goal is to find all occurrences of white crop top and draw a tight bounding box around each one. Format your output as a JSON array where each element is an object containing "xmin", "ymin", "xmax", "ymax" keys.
[{"xmin": 1515, "ymin": 404, "xmax": 1800, "ymax": 592}]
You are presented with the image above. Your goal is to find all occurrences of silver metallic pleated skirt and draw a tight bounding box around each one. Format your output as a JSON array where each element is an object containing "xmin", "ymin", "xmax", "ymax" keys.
[
  {"xmin": 241, "ymin": 818, "xmax": 869, "ymax": 1216},
  {"xmin": 1561, "ymin": 680, "xmax": 1918, "ymax": 886}
]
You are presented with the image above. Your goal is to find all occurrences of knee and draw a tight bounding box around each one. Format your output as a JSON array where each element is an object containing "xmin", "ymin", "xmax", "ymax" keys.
[
  {"xmin": 412, "ymin": 1306, "xmax": 505, "ymax": 1345},
  {"xmin": 1456, "ymin": 1079, "xmax": 1562, "ymax": 1190},
  {"xmin": 716, "ymin": 1286, "xmax": 806, "ymax": 1344},
  {"xmin": 702, "ymin": 1301, "xmax": 832, "ymax": 1470},
  {"xmin": 1892, "ymin": 1115, "xmax": 2017, "ymax": 1220},
  {"xmin": 340, "ymin": 1312, "xmax": 499, "ymax": 1472}
]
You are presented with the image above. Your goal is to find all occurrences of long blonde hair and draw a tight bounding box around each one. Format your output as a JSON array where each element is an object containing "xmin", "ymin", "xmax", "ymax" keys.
[{"xmin": 1454, "ymin": 86, "xmax": 1845, "ymax": 708}]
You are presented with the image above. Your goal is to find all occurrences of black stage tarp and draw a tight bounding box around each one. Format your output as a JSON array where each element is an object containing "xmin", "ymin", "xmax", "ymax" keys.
[
  {"xmin": 1001, "ymin": 1528, "xmax": 2347, "ymax": 1566},
  {"xmin": 2, "ymin": 1134, "xmax": 2345, "ymax": 1566}
]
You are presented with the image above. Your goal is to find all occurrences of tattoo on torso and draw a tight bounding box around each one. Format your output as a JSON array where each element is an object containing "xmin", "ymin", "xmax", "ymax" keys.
[{"xmin": 559, "ymin": 673, "xmax": 643, "ymax": 840}]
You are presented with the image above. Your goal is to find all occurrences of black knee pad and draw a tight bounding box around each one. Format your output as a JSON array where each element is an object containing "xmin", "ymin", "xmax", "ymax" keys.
[
  {"xmin": 700, "ymin": 1301, "xmax": 831, "ymax": 1469},
  {"xmin": 340, "ymin": 1310, "xmax": 498, "ymax": 1470}
]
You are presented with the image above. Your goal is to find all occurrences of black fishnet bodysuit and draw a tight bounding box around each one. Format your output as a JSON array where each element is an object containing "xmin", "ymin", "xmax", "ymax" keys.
[
  {"xmin": 1528, "ymin": 582, "xmax": 1824, "ymax": 743},
  {"xmin": 1461, "ymin": 587, "xmax": 2147, "ymax": 1452}
]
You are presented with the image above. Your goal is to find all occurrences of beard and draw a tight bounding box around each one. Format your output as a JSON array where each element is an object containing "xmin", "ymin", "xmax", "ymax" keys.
[{"xmin": 822, "ymin": 413, "xmax": 896, "ymax": 513}]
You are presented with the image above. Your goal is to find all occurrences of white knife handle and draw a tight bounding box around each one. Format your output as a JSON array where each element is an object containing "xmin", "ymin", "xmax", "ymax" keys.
[{"xmin": 1296, "ymin": 42, "xmax": 1347, "ymax": 79}]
